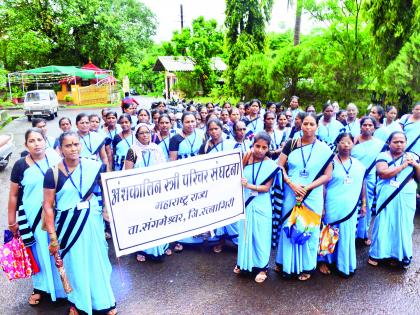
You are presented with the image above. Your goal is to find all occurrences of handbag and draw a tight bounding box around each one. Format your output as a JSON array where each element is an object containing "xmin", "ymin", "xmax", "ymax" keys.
[
  {"xmin": 283, "ymin": 202, "xmax": 321, "ymax": 245},
  {"xmin": 0, "ymin": 234, "xmax": 33, "ymax": 281},
  {"xmin": 318, "ymin": 223, "xmax": 339, "ymax": 256}
]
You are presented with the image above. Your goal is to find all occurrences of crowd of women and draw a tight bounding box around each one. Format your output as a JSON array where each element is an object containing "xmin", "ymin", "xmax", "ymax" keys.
[{"xmin": 6, "ymin": 97, "xmax": 420, "ymax": 314}]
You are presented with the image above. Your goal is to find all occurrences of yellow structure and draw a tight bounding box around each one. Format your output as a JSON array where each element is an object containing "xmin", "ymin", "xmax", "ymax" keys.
[{"xmin": 71, "ymin": 85, "xmax": 111, "ymax": 105}]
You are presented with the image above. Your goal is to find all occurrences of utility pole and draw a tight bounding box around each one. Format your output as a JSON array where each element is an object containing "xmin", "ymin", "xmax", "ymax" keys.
[{"xmin": 180, "ymin": 4, "xmax": 184, "ymax": 30}]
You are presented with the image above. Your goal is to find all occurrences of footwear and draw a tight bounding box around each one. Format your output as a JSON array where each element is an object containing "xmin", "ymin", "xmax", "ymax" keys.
[
  {"xmin": 174, "ymin": 243, "xmax": 183, "ymax": 253},
  {"xmin": 255, "ymin": 271, "xmax": 268, "ymax": 283},
  {"xmin": 213, "ymin": 244, "xmax": 222, "ymax": 253},
  {"xmin": 28, "ymin": 292, "xmax": 41, "ymax": 306},
  {"xmin": 319, "ymin": 263, "xmax": 331, "ymax": 275},
  {"xmin": 367, "ymin": 258, "xmax": 378, "ymax": 267},
  {"xmin": 105, "ymin": 232, "xmax": 112, "ymax": 240},
  {"xmin": 107, "ymin": 308, "xmax": 118, "ymax": 315},
  {"xmin": 165, "ymin": 248, "xmax": 173, "ymax": 256},
  {"xmin": 364, "ymin": 239, "xmax": 372, "ymax": 246},
  {"xmin": 69, "ymin": 306, "xmax": 79, "ymax": 315},
  {"xmin": 233, "ymin": 265, "xmax": 240, "ymax": 274},
  {"xmin": 274, "ymin": 265, "xmax": 281, "ymax": 273},
  {"xmin": 136, "ymin": 254, "xmax": 146, "ymax": 262},
  {"xmin": 298, "ymin": 273, "xmax": 311, "ymax": 281},
  {"xmin": 389, "ymin": 260, "xmax": 399, "ymax": 268}
]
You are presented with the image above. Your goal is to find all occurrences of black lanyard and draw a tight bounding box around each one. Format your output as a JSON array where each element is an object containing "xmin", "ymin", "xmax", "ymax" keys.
[
  {"xmin": 30, "ymin": 155, "xmax": 50, "ymax": 176},
  {"xmin": 252, "ymin": 161, "xmax": 263, "ymax": 185},
  {"xmin": 162, "ymin": 134, "xmax": 171, "ymax": 157},
  {"xmin": 269, "ymin": 130, "xmax": 277, "ymax": 149},
  {"xmin": 123, "ymin": 133, "xmax": 134, "ymax": 148},
  {"xmin": 81, "ymin": 133, "xmax": 92, "ymax": 153},
  {"xmin": 109, "ymin": 128, "xmax": 117, "ymax": 140},
  {"xmin": 213, "ymin": 140, "xmax": 224, "ymax": 152},
  {"xmin": 185, "ymin": 131, "xmax": 197, "ymax": 155},
  {"xmin": 142, "ymin": 151, "xmax": 151, "ymax": 167},
  {"xmin": 300, "ymin": 140, "xmax": 316, "ymax": 171},
  {"xmin": 337, "ymin": 155, "xmax": 352, "ymax": 177},
  {"xmin": 63, "ymin": 159, "xmax": 83, "ymax": 199}
]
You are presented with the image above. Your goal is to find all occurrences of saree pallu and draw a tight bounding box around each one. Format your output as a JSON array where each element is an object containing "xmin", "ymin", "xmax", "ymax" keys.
[
  {"xmin": 18, "ymin": 151, "xmax": 64, "ymax": 300},
  {"xmin": 317, "ymin": 120, "xmax": 346, "ymax": 150},
  {"xmin": 275, "ymin": 140, "xmax": 333, "ymax": 276},
  {"xmin": 374, "ymin": 122, "xmax": 402, "ymax": 143},
  {"xmin": 55, "ymin": 158, "xmax": 115, "ymax": 315},
  {"xmin": 345, "ymin": 120, "xmax": 360, "ymax": 138},
  {"xmin": 351, "ymin": 137, "xmax": 386, "ymax": 240},
  {"xmin": 113, "ymin": 135, "xmax": 133, "ymax": 171},
  {"xmin": 237, "ymin": 159, "xmax": 279, "ymax": 272},
  {"xmin": 318, "ymin": 157, "xmax": 365, "ymax": 276},
  {"xmin": 80, "ymin": 132, "xmax": 105, "ymax": 161},
  {"xmin": 245, "ymin": 118, "xmax": 264, "ymax": 140},
  {"xmin": 369, "ymin": 152, "xmax": 418, "ymax": 266},
  {"xmin": 176, "ymin": 129, "xmax": 205, "ymax": 160},
  {"xmin": 400, "ymin": 115, "xmax": 420, "ymax": 155}
]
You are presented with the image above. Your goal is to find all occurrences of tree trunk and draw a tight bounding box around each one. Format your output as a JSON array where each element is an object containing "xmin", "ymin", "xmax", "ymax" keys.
[{"xmin": 293, "ymin": 0, "xmax": 303, "ymax": 46}]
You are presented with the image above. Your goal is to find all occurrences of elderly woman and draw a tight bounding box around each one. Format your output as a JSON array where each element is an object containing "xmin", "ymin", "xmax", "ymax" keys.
[
  {"xmin": 369, "ymin": 131, "xmax": 420, "ymax": 268},
  {"xmin": 125, "ymin": 123, "xmax": 170, "ymax": 261}
]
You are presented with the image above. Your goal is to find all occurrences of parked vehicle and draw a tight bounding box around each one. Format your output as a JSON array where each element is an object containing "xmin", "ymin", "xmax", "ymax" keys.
[
  {"xmin": 24, "ymin": 90, "xmax": 59, "ymax": 121},
  {"xmin": 0, "ymin": 134, "xmax": 14, "ymax": 171}
]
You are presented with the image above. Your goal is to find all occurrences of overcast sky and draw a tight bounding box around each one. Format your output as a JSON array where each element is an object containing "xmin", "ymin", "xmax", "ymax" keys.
[{"xmin": 141, "ymin": 0, "xmax": 318, "ymax": 42}]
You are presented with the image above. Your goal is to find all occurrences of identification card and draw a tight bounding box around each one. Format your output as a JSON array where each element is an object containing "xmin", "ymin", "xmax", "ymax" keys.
[
  {"xmin": 390, "ymin": 180, "xmax": 400, "ymax": 188},
  {"xmin": 299, "ymin": 169, "xmax": 309, "ymax": 178},
  {"xmin": 343, "ymin": 176, "xmax": 353, "ymax": 184},
  {"xmin": 77, "ymin": 201, "xmax": 90, "ymax": 210},
  {"xmin": 250, "ymin": 190, "xmax": 258, "ymax": 197}
]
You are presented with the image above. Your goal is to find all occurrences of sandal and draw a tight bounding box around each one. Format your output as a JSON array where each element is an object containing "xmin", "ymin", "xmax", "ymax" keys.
[
  {"xmin": 367, "ymin": 258, "xmax": 378, "ymax": 267},
  {"xmin": 165, "ymin": 248, "xmax": 173, "ymax": 256},
  {"xmin": 107, "ymin": 308, "xmax": 118, "ymax": 315},
  {"xmin": 105, "ymin": 232, "xmax": 112, "ymax": 240},
  {"xmin": 364, "ymin": 239, "xmax": 372, "ymax": 246},
  {"xmin": 213, "ymin": 244, "xmax": 222, "ymax": 254},
  {"xmin": 255, "ymin": 271, "xmax": 268, "ymax": 283},
  {"xmin": 28, "ymin": 292, "xmax": 41, "ymax": 306},
  {"xmin": 136, "ymin": 254, "xmax": 146, "ymax": 262},
  {"xmin": 174, "ymin": 243, "xmax": 183, "ymax": 253},
  {"xmin": 298, "ymin": 273, "xmax": 311, "ymax": 281},
  {"xmin": 319, "ymin": 263, "xmax": 331, "ymax": 275},
  {"xmin": 274, "ymin": 265, "xmax": 281, "ymax": 273},
  {"xmin": 69, "ymin": 306, "xmax": 79, "ymax": 315},
  {"xmin": 389, "ymin": 260, "xmax": 399, "ymax": 268},
  {"xmin": 233, "ymin": 265, "xmax": 240, "ymax": 274}
]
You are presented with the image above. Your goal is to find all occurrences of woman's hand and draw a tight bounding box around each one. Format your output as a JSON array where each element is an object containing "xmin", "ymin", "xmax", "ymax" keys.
[
  {"xmin": 49, "ymin": 242, "xmax": 59, "ymax": 256},
  {"xmin": 241, "ymin": 177, "xmax": 248, "ymax": 188},
  {"xmin": 8, "ymin": 223, "xmax": 19, "ymax": 237},
  {"xmin": 290, "ymin": 182, "xmax": 307, "ymax": 198},
  {"xmin": 360, "ymin": 204, "xmax": 367, "ymax": 217}
]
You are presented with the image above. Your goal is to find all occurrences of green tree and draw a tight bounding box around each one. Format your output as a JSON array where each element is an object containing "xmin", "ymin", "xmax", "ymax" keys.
[
  {"xmin": 164, "ymin": 16, "xmax": 224, "ymax": 95},
  {"xmin": 225, "ymin": 0, "xmax": 274, "ymax": 92}
]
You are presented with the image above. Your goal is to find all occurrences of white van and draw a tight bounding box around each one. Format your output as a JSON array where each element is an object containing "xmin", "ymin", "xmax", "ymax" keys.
[{"xmin": 24, "ymin": 90, "xmax": 59, "ymax": 121}]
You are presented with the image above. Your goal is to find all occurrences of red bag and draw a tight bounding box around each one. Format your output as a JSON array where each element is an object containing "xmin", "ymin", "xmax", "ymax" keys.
[
  {"xmin": 25, "ymin": 247, "xmax": 40, "ymax": 274},
  {"xmin": 0, "ymin": 236, "xmax": 33, "ymax": 281}
]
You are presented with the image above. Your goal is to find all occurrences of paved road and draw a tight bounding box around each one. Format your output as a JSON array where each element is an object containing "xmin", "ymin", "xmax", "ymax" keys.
[{"xmin": 0, "ymin": 103, "xmax": 419, "ymax": 314}]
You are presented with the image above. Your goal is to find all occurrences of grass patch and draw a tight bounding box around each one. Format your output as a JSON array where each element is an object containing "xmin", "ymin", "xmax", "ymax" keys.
[{"xmin": 0, "ymin": 116, "xmax": 17, "ymax": 130}]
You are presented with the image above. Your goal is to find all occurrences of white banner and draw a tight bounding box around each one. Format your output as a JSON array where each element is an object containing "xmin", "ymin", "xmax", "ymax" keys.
[{"xmin": 101, "ymin": 150, "xmax": 245, "ymax": 257}]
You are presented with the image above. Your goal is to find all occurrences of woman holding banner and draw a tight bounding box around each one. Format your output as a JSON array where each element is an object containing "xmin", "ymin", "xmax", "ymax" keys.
[
  {"xmin": 43, "ymin": 131, "xmax": 116, "ymax": 315},
  {"xmin": 169, "ymin": 112, "xmax": 205, "ymax": 248},
  {"xmin": 199, "ymin": 118, "xmax": 237, "ymax": 253},
  {"xmin": 368, "ymin": 131, "xmax": 420, "ymax": 268},
  {"xmin": 317, "ymin": 133, "xmax": 366, "ymax": 277},
  {"xmin": 275, "ymin": 114, "xmax": 333, "ymax": 281},
  {"xmin": 351, "ymin": 116, "xmax": 386, "ymax": 246},
  {"xmin": 8, "ymin": 128, "xmax": 64, "ymax": 306},
  {"xmin": 125, "ymin": 123, "xmax": 171, "ymax": 261},
  {"xmin": 235, "ymin": 131, "xmax": 279, "ymax": 283}
]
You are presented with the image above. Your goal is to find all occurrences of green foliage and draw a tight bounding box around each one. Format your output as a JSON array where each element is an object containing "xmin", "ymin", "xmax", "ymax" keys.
[
  {"xmin": 163, "ymin": 16, "xmax": 224, "ymax": 95},
  {"xmin": 225, "ymin": 0, "xmax": 274, "ymax": 91},
  {"xmin": 234, "ymin": 53, "xmax": 271, "ymax": 101},
  {"xmin": 0, "ymin": 0, "xmax": 157, "ymax": 70}
]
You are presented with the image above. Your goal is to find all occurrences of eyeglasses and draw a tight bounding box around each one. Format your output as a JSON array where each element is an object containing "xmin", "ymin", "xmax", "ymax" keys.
[{"xmin": 138, "ymin": 131, "xmax": 151, "ymax": 135}]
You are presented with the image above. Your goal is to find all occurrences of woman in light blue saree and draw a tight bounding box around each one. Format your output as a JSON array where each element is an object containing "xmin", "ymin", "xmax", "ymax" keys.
[
  {"xmin": 43, "ymin": 131, "xmax": 116, "ymax": 315},
  {"xmin": 317, "ymin": 133, "xmax": 366, "ymax": 277},
  {"xmin": 169, "ymin": 112, "xmax": 205, "ymax": 248},
  {"xmin": 374, "ymin": 106, "xmax": 402, "ymax": 142},
  {"xmin": 199, "ymin": 119, "xmax": 237, "ymax": 253},
  {"xmin": 76, "ymin": 113, "xmax": 110, "ymax": 171},
  {"xmin": 245, "ymin": 99, "xmax": 264, "ymax": 140},
  {"xmin": 317, "ymin": 103, "xmax": 346, "ymax": 150},
  {"xmin": 399, "ymin": 103, "xmax": 420, "ymax": 155},
  {"xmin": 110, "ymin": 114, "xmax": 134, "ymax": 171},
  {"xmin": 275, "ymin": 114, "xmax": 333, "ymax": 281},
  {"xmin": 351, "ymin": 116, "xmax": 387, "ymax": 245},
  {"xmin": 368, "ymin": 131, "xmax": 420, "ymax": 268},
  {"xmin": 8, "ymin": 128, "xmax": 64, "ymax": 306},
  {"xmin": 235, "ymin": 132, "xmax": 280, "ymax": 283},
  {"xmin": 125, "ymin": 123, "xmax": 170, "ymax": 262}
]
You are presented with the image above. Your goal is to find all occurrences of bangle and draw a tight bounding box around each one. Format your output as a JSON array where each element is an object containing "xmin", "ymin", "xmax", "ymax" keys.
[
  {"xmin": 8, "ymin": 222, "xmax": 17, "ymax": 227},
  {"xmin": 49, "ymin": 241, "xmax": 59, "ymax": 247}
]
